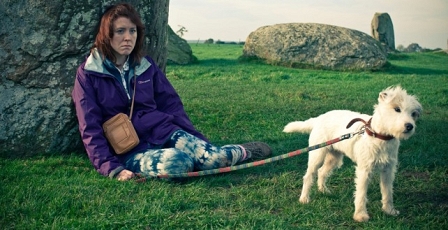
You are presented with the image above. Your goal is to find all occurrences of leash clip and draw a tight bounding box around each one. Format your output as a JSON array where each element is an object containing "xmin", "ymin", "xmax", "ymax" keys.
[
  {"xmin": 344, "ymin": 127, "xmax": 365, "ymax": 140},
  {"xmin": 359, "ymin": 126, "xmax": 366, "ymax": 135}
]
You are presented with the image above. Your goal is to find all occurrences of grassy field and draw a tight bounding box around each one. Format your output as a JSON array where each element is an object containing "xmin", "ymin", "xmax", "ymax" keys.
[{"xmin": 1, "ymin": 44, "xmax": 447, "ymax": 229}]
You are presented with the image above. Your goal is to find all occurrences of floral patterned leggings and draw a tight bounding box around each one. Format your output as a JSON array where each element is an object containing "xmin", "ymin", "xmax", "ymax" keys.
[{"xmin": 124, "ymin": 130, "xmax": 247, "ymax": 177}]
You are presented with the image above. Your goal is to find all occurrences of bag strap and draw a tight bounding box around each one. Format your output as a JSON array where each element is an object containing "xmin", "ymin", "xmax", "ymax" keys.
[{"xmin": 129, "ymin": 72, "xmax": 136, "ymax": 120}]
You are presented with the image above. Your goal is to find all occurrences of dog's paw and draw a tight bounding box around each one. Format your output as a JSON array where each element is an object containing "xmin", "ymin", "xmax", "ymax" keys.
[
  {"xmin": 353, "ymin": 212, "xmax": 370, "ymax": 222},
  {"xmin": 299, "ymin": 195, "xmax": 310, "ymax": 204},
  {"xmin": 318, "ymin": 185, "xmax": 331, "ymax": 194},
  {"xmin": 383, "ymin": 207, "xmax": 400, "ymax": 216}
]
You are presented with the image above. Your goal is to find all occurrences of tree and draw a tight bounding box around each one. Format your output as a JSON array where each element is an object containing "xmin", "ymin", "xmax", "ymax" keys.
[
  {"xmin": 176, "ymin": 25, "xmax": 188, "ymax": 37},
  {"xmin": 204, "ymin": 38, "xmax": 214, "ymax": 44}
]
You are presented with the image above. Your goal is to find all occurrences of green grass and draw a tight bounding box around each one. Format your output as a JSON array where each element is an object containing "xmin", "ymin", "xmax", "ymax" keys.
[{"xmin": 1, "ymin": 44, "xmax": 447, "ymax": 229}]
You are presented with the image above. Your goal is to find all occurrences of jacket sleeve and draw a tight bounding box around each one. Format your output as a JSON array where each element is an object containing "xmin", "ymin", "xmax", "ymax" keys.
[
  {"xmin": 72, "ymin": 66, "xmax": 124, "ymax": 178},
  {"xmin": 152, "ymin": 60, "xmax": 209, "ymax": 142},
  {"xmin": 131, "ymin": 57, "xmax": 209, "ymax": 143}
]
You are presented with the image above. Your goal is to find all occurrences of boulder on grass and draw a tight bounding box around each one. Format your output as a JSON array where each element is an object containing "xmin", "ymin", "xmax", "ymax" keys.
[{"xmin": 242, "ymin": 23, "xmax": 387, "ymax": 71}]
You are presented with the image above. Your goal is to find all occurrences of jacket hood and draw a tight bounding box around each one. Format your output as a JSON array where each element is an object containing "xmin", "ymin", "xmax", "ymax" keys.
[{"xmin": 84, "ymin": 48, "xmax": 151, "ymax": 76}]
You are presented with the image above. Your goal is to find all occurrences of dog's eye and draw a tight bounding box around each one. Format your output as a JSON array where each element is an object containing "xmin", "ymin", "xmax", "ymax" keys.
[
  {"xmin": 394, "ymin": 107, "xmax": 401, "ymax": 113},
  {"xmin": 412, "ymin": 112, "xmax": 419, "ymax": 118}
]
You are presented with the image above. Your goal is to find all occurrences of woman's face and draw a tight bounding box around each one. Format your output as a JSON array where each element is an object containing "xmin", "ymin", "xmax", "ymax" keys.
[{"xmin": 110, "ymin": 17, "xmax": 137, "ymax": 62}]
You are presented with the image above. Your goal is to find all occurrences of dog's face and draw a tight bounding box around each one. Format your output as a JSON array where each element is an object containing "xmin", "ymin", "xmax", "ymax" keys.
[{"xmin": 374, "ymin": 86, "xmax": 422, "ymax": 140}]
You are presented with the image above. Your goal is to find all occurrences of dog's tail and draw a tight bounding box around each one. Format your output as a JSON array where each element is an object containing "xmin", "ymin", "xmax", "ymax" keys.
[{"xmin": 283, "ymin": 118, "xmax": 316, "ymax": 134}]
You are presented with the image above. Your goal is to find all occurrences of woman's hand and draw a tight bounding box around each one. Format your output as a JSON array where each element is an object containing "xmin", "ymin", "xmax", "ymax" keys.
[{"xmin": 116, "ymin": 169, "xmax": 135, "ymax": 181}]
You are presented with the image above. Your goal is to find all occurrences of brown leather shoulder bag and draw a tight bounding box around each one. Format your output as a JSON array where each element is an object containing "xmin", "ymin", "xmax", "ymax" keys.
[{"xmin": 102, "ymin": 76, "xmax": 140, "ymax": 154}]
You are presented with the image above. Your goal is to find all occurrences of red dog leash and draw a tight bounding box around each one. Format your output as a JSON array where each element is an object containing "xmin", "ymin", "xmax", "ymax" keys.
[{"xmin": 134, "ymin": 132, "xmax": 362, "ymax": 182}]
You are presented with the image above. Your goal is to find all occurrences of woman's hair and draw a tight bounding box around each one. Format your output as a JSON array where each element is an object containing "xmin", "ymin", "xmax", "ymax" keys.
[{"xmin": 92, "ymin": 3, "xmax": 145, "ymax": 65}]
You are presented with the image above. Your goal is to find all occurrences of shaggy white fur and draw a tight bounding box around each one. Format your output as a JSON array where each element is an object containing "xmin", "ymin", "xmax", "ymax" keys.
[{"xmin": 283, "ymin": 86, "xmax": 422, "ymax": 222}]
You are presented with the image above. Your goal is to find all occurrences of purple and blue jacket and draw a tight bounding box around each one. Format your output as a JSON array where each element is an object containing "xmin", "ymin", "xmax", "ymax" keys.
[{"xmin": 72, "ymin": 49, "xmax": 208, "ymax": 178}]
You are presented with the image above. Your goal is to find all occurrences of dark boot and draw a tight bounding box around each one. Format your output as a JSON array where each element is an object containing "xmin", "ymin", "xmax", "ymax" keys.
[{"xmin": 240, "ymin": 142, "xmax": 272, "ymax": 160}]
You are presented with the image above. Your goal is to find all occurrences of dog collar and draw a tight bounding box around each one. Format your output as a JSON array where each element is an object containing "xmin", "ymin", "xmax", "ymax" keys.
[{"xmin": 346, "ymin": 118, "xmax": 394, "ymax": 141}]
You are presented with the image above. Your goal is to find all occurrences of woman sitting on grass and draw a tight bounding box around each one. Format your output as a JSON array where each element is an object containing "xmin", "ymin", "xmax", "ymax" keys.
[{"xmin": 71, "ymin": 3, "xmax": 271, "ymax": 181}]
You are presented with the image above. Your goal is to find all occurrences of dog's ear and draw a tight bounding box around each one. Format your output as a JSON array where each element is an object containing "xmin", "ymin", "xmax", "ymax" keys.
[
  {"xmin": 414, "ymin": 99, "xmax": 423, "ymax": 118},
  {"xmin": 378, "ymin": 91, "xmax": 389, "ymax": 103},
  {"xmin": 379, "ymin": 85, "xmax": 401, "ymax": 103}
]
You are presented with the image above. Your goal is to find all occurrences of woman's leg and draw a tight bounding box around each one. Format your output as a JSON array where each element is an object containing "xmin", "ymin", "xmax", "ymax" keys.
[
  {"xmin": 166, "ymin": 130, "xmax": 247, "ymax": 170},
  {"xmin": 124, "ymin": 130, "xmax": 271, "ymax": 176},
  {"xmin": 124, "ymin": 148, "xmax": 194, "ymax": 177}
]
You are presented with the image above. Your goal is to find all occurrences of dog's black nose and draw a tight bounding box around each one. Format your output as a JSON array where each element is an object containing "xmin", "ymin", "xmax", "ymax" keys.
[{"xmin": 405, "ymin": 123, "xmax": 414, "ymax": 131}]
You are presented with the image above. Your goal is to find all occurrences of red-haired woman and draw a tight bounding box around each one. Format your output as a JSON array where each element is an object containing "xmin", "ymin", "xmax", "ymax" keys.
[{"xmin": 72, "ymin": 3, "xmax": 271, "ymax": 181}]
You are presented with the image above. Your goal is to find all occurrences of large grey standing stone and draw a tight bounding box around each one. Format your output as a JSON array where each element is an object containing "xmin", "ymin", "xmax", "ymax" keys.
[
  {"xmin": 242, "ymin": 23, "xmax": 387, "ymax": 71},
  {"xmin": 371, "ymin": 12, "xmax": 395, "ymax": 52},
  {"xmin": 0, "ymin": 0, "xmax": 169, "ymax": 157},
  {"xmin": 166, "ymin": 26, "xmax": 197, "ymax": 65}
]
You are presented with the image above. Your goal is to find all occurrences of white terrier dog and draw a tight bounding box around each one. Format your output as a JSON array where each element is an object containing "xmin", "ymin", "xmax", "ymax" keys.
[{"xmin": 283, "ymin": 86, "xmax": 422, "ymax": 222}]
